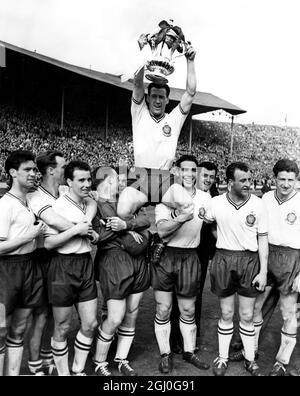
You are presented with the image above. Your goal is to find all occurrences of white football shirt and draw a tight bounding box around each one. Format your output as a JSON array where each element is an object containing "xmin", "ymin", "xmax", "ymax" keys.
[
  {"xmin": 205, "ymin": 193, "xmax": 268, "ymax": 252},
  {"xmin": 262, "ymin": 190, "xmax": 300, "ymax": 249},
  {"xmin": 131, "ymin": 97, "xmax": 188, "ymax": 170},
  {"xmin": 0, "ymin": 192, "xmax": 36, "ymax": 255},
  {"xmin": 45, "ymin": 194, "xmax": 92, "ymax": 254},
  {"xmin": 155, "ymin": 189, "xmax": 211, "ymax": 248}
]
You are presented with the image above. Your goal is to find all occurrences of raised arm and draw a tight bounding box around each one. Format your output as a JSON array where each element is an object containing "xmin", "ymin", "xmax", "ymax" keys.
[
  {"xmin": 180, "ymin": 45, "xmax": 197, "ymax": 114},
  {"xmin": 132, "ymin": 35, "xmax": 149, "ymax": 103}
]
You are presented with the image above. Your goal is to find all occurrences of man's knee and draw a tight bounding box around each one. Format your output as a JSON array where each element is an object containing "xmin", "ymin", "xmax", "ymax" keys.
[
  {"xmin": 239, "ymin": 308, "xmax": 254, "ymax": 324},
  {"xmin": 54, "ymin": 320, "xmax": 71, "ymax": 339},
  {"xmin": 81, "ymin": 317, "xmax": 98, "ymax": 337},
  {"xmin": 156, "ymin": 303, "xmax": 172, "ymax": 321},
  {"xmin": 221, "ymin": 307, "xmax": 234, "ymax": 322},
  {"xmin": 179, "ymin": 304, "xmax": 195, "ymax": 320},
  {"xmin": 280, "ymin": 304, "xmax": 297, "ymax": 324},
  {"xmin": 107, "ymin": 313, "xmax": 124, "ymax": 330}
]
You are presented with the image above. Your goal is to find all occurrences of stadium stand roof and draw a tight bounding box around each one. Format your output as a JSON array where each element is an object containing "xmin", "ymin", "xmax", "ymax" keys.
[{"xmin": 0, "ymin": 41, "xmax": 246, "ymax": 116}]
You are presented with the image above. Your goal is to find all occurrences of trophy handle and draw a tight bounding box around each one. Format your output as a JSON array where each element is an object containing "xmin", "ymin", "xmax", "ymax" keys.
[{"xmin": 171, "ymin": 41, "xmax": 191, "ymax": 59}]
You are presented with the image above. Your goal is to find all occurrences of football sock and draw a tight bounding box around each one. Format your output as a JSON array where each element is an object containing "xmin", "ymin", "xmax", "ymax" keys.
[
  {"xmin": 6, "ymin": 336, "xmax": 24, "ymax": 376},
  {"xmin": 72, "ymin": 331, "xmax": 93, "ymax": 374},
  {"xmin": 154, "ymin": 316, "xmax": 171, "ymax": 355},
  {"xmin": 239, "ymin": 322, "xmax": 255, "ymax": 362},
  {"xmin": 218, "ymin": 321, "xmax": 234, "ymax": 360},
  {"xmin": 179, "ymin": 316, "xmax": 197, "ymax": 353},
  {"xmin": 51, "ymin": 338, "xmax": 70, "ymax": 376}
]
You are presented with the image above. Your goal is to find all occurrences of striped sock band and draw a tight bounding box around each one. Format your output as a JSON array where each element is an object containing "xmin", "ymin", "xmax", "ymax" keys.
[
  {"xmin": 117, "ymin": 326, "xmax": 135, "ymax": 338},
  {"xmin": 40, "ymin": 348, "xmax": 53, "ymax": 360},
  {"xmin": 155, "ymin": 316, "xmax": 170, "ymax": 326},
  {"xmin": 28, "ymin": 359, "xmax": 43, "ymax": 374},
  {"xmin": 6, "ymin": 336, "xmax": 24, "ymax": 348},
  {"xmin": 0, "ymin": 344, "xmax": 6, "ymax": 354},
  {"xmin": 96, "ymin": 328, "xmax": 114, "ymax": 344},
  {"xmin": 51, "ymin": 342, "xmax": 68, "ymax": 358},
  {"xmin": 74, "ymin": 332, "xmax": 93, "ymax": 353}
]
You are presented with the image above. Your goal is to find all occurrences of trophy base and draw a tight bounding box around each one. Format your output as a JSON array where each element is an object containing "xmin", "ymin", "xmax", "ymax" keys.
[{"xmin": 145, "ymin": 73, "xmax": 169, "ymax": 84}]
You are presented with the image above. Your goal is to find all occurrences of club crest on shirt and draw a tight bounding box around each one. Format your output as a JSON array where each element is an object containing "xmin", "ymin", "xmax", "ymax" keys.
[
  {"xmin": 162, "ymin": 123, "xmax": 172, "ymax": 137},
  {"xmin": 245, "ymin": 213, "xmax": 256, "ymax": 227},
  {"xmin": 198, "ymin": 207, "xmax": 206, "ymax": 219},
  {"xmin": 286, "ymin": 212, "xmax": 297, "ymax": 225}
]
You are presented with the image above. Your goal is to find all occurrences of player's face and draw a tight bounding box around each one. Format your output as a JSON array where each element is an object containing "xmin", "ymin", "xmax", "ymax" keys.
[
  {"xmin": 10, "ymin": 160, "xmax": 37, "ymax": 190},
  {"xmin": 147, "ymin": 87, "xmax": 169, "ymax": 119},
  {"xmin": 198, "ymin": 167, "xmax": 216, "ymax": 192},
  {"xmin": 68, "ymin": 169, "xmax": 92, "ymax": 199},
  {"xmin": 275, "ymin": 171, "xmax": 297, "ymax": 198},
  {"xmin": 53, "ymin": 156, "xmax": 67, "ymax": 185},
  {"xmin": 179, "ymin": 160, "xmax": 197, "ymax": 189},
  {"xmin": 230, "ymin": 169, "xmax": 251, "ymax": 198}
]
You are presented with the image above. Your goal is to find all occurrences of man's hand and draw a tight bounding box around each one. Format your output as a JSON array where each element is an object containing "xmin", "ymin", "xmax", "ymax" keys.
[
  {"xmin": 292, "ymin": 273, "xmax": 300, "ymax": 293},
  {"xmin": 174, "ymin": 203, "xmax": 194, "ymax": 223},
  {"xmin": 88, "ymin": 191, "xmax": 99, "ymax": 201},
  {"xmin": 128, "ymin": 231, "xmax": 143, "ymax": 244},
  {"xmin": 252, "ymin": 272, "xmax": 267, "ymax": 292},
  {"xmin": 138, "ymin": 34, "xmax": 148, "ymax": 50},
  {"xmin": 28, "ymin": 222, "xmax": 47, "ymax": 239},
  {"xmin": 185, "ymin": 44, "xmax": 196, "ymax": 61},
  {"xmin": 106, "ymin": 217, "xmax": 127, "ymax": 232},
  {"xmin": 90, "ymin": 230, "xmax": 99, "ymax": 244},
  {"xmin": 74, "ymin": 221, "xmax": 93, "ymax": 236}
]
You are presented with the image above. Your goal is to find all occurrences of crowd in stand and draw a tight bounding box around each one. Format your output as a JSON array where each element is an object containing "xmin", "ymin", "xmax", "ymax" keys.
[{"xmin": 1, "ymin": 104, "xmax": 300, "ymax": 183}]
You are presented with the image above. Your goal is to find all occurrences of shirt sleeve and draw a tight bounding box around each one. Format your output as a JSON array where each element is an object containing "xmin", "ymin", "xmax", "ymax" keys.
[
  {"xmin": 28, "ymin": 192, "xmax": 52, "ymax": 218},
  {"xmin": 131, "ymin": 97, "xmax": 147, "ymax": 131},
  {"xmin": 169, "ymin": 104, "xmax": 189, "ymax": 140},
  {"xmin": 0, "ymin": 202, "xmax": 11, "ymax": 240}
]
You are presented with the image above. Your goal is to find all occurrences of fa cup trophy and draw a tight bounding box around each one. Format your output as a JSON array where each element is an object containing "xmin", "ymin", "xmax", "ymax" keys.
[{"xmin": 138, "ymin": 20, "xmax": 191, "ymax": 84}]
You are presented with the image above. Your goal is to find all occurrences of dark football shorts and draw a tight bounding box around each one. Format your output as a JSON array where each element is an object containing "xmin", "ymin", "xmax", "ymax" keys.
[
  {"xmin": 47, "ymin": 252, "xmax": 97, "ymax": 307},
  {"xmin": 32, "ymin": 248, "xmax": 52, "ymax": 279},
  {"xmin": 210, "ymin": 249, "xmax": 261, "ymax": 298},
  {"xmin": 95, "ymin": 248, "xmax": 149, "ymax": 302},
  {"xmin": 0, "ymin": 253, "xmax": 45, "ymax": 317},
  {"xmin": 150, "ymin": 247, "xmax": 201, "ymax": 297},
  {"xmin": 267, "ymin": 244, "xmax": 300, "ymax": 295},
  {"xmin": 126, "ymin": 167, "xmax": 177, "ymax": 205}
]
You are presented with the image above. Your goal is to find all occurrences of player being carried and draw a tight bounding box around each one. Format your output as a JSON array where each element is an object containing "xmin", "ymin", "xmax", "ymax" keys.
[{"xmin": 117, "ymin": 23, "xmax": 197, "ymax": 224}]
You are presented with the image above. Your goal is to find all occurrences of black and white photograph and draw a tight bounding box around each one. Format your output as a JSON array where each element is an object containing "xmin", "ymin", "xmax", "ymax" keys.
[{"xmin": 0, "ymin": 0, "xmax": 300, "ymax": 380}]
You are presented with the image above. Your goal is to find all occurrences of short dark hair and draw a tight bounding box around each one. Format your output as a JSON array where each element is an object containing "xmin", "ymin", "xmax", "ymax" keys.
[
  {"xmin": 226, "ymin": 162, "xmax": 250, "ymax": 182},
  {"xmin": 64, "ymin": 160, "xmax": 91, "ymax": 181},
  {"xmin": 36, "ymin": 150, "xmax": 64, "ymax": 176},
  {"xmin": 175, "ymin": 154, "xmax": 199, "ymax": 168},
  {"xmin": 5, "ymin": 150, "xmax": 36, "ymax": 175},
  {"xmin": 273, "ymin": 159, "xmax": 299, "ymax": 177},
  {"xmin": 198, "ymin": 161, "xmax": 218, "ymax": 175},
  {"xmin": 148, "ymin": 82, "xmax": 170, "ymax": 98}
]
